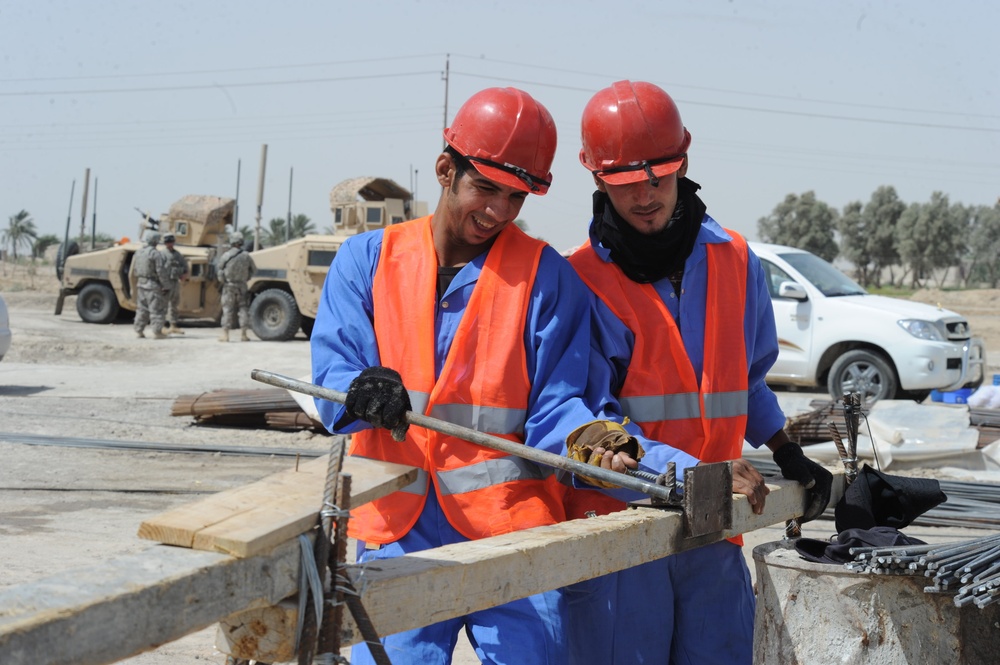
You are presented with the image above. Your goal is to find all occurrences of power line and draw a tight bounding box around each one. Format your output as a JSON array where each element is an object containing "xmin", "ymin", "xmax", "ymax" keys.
[
  {"xmin": 0, "ymin": 70, "xmax": 440, "ymax": 97},
  {"xmin": 0, "ymin": 53, "xmax": 446, "ymax": 83},
  {"xmin": 450, "ymin": 53, "xmax": 1000, "ymax": 121},
  {"xmin": 451, "ymin": 71, "xmax": 1000, "ymax": 134}
]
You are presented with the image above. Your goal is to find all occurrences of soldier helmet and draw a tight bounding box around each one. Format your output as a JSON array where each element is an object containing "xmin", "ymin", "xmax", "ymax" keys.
[
  {"xmin": 163, "ymin": 233, "xmax": 175, "ymax": 243},
  {"xmin": 146, "ymin": 232, "xmax": 161, "ymax": 245},
  {"xmin": 230, "ymin": 233, "xmax": 245, "ymax": 246}
]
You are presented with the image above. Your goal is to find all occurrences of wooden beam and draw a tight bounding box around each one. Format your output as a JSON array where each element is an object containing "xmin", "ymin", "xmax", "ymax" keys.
[
  {"xmin": 0, "ymin": 540, "xmax": 302, "ymax": 665},
  {"xmin": 1, "ymin": 474, "xmax": 844, "ymax": 665},
  {"xmin": 137, "ymin": 454, "xmax": 418, "ymax": 557},
  {"xmin": 335, "ymin": 473, "xmax": 846, "ymax": 641}
]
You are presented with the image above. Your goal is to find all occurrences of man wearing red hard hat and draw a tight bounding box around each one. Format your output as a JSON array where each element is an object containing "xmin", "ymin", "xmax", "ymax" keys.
[
  {"xmin": 311, "ymin": 87, "xmax": 698, "ymax": 664},
  {"xmin": 565, "ymin": 81, "xmax": 834, "ymax": 663}
]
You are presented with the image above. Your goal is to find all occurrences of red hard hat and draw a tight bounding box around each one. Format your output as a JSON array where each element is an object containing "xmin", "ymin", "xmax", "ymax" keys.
[
  {"xmin": 444, "ymin": 87, "xmax": 557, "ymax": 195},
  {"xmin": 580, "ymin": 80, "xmax": 691, "ymax": 186}
]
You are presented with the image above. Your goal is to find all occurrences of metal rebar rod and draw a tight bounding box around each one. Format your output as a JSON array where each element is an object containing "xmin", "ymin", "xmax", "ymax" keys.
[{"xmin": 252, "ymin": 369, "xmax": 677, "ymax": 502}]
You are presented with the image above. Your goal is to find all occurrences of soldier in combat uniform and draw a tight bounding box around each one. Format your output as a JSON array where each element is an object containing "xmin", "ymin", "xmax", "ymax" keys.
[
  {"xmin": 161, "ymin": 233, "xmax": 189, "ymax": 335},
  {"xmin": 217, "ymin": 232, "xmax": 256, "ymax": 342},
  {"xmin": 134, "ymin": 232, "xmax": 169, "ymax": 339}
]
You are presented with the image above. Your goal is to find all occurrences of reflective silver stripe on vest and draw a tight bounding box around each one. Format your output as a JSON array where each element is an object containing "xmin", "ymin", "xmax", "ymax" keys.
[
  {"xmin": 408, "ymin": 390, "xmax": 430, "ymax": 416},
  {"xmin": 620, "ymin": 393, "xmax": 701, "ymax": 422},
  {"xmin": 620, "ymin": 391, "xmax": 749, "ymax": 422},
  {"xmin": 429, "ymin": 403, "xmax": 526, "ymax": 436},
  {"xmin": 703, "ymin": 390, "xmax": 749, "ymax": 419},
  {"xmin": 436, "ymin": 456, "xmax": 550, "ymax": 496}
]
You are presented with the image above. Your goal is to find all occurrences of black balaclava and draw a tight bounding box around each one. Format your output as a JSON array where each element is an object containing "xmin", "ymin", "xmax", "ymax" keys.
[{"xmin": 592, "ymin": 177, "xmax": 707, "ymax": 285}]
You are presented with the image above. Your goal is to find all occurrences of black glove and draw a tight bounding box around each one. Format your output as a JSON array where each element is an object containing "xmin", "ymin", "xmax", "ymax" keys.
[
  {"xmin": 773, "ymin": 442, "xmax": 833, "ymax": 523},
  {"xmin": 335, "ymin": 366, "xmax": 411, "ymax": 442}
]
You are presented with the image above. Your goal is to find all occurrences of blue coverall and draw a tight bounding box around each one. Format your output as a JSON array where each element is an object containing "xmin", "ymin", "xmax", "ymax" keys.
[
  {"xmin": 311, "ymin": 228, "xmax": 697, "ymax": 665},
  {"xmin": 567, "ymin": 215, "xmax": 787, "ymax": 665}
]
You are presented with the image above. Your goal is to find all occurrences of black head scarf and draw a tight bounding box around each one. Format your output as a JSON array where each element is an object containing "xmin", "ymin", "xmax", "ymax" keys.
[{"xmin": 592, "ymin": 177, "xmax": 707, "ymax": 284}]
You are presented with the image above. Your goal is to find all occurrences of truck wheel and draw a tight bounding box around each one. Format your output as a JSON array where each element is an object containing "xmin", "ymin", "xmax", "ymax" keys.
[
  {"xmin": 55, "ymin": 240, "xmax": 80, "ymax": 281},
  {"xmin": 249, "ymin": 288, "xmax": 301, "ymax": 341},
  {"xmin": 827, "ymin": 349, "xmax": 897, "ymax": 404},
  {"xmin": 76, "ymin": 283, "xmax": 120, "ymax": 324}
]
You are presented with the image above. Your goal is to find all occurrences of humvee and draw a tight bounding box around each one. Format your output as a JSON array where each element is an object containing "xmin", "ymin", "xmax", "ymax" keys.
[{"xmin": 55, "ymin": 176, "xmax": 427, "ymax": 340}]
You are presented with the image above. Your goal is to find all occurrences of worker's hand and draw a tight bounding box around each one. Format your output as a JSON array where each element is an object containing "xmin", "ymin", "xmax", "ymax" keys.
[
  {"xmin": 772, "ymin": 442, "xmax": 833, "ymax": 522},
  {"xmin": 731, "ymin": 458, "xmax": 770, "ymax": 515},
  {"xmin": 336, "ymin": 366, "xmax": 411, "ymax": 442},
  {"xmin": 566, "ymin": 420, "xmax": 643, "ymax": 489}
]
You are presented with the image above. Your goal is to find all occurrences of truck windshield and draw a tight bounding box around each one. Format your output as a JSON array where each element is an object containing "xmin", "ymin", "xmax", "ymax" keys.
[{"xmin": 780, "ymin": 252, "xmax": 867, "ymax": 297}]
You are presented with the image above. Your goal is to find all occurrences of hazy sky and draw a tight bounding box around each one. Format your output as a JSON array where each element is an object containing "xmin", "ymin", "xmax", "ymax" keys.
[{"xmin": 3, "ymin": 0, "xmax": 998, "ymax": 253}]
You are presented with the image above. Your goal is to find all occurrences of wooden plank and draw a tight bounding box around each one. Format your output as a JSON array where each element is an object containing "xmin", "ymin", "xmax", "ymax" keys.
[
  {"xmin": 218, "ymin": 474, "xmax": 845, "ymax": 658},
  {"xmin": 0, "ymin": 540, "xmax": 302, "ymax": 665},
  {"xmin": 335, "ymin": 473, "xmax": 846, "ymax": 641},
  {"xmin": 2, "ymin": 473, "xmax": 844, "ymax": 665},
  {"xmin": 137, "ymin": 454, "xmax": 418, "ymax": 557}
]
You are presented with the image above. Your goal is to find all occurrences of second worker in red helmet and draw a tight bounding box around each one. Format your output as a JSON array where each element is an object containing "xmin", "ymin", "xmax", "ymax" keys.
[{"xmin": 565, "ymin": 80, "xmax": 833, "ymax": 664}]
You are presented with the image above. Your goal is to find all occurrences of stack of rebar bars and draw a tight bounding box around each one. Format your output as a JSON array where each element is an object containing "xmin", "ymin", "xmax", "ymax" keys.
[
  {"xmin": 171, "ymin": 388, "xmax": 325, "ymax": 432},
  {"xmin": 784, "ymin": 400, "xmax": 846, "ymax": 444},
  {"xmin": 845, "ymin": 533, "xmax": 1000, "ymax": 609}
]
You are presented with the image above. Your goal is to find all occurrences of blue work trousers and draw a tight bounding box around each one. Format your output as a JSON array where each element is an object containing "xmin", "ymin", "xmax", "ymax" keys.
[
  {"xmin": 350, "ymin": 491, "xmax": 569, "ymax": 665},
  {"xmin": 565, "ymin": 540, "xmax": 755, "ymax": 664}
]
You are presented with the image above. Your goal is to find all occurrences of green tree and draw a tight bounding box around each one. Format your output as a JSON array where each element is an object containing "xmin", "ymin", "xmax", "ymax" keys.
[
  {"xmin": 837, "ymin": 186, "xmax": 907, "ymax": 288},
  {"xmin": 2, "ymin": 210, "xmax": 38, "ymax": 262},
  {"xmin": 838, "ymin": 201, "xmax": 869, "ymax": 284},
  {"xmin": 262, "ymin": 217, "xmax": 288, "ymax": 247},
  {"xmin": 895, "ymin": 192, "xmax": 964, "ymax": 288},
  {"xmin": 862, "ymin": 186, "xmax": 905, "ymax": 288},
  {"xmin": 757, "ymin": 191, "xmax": 839, "ymax": 261},
  {"xmin": 33, "ymin": 233, "xmax": 60, "ymax": 259},
  {"xmin": 287, "ymin": 213, "xmax": 315, "ymax": 239},
  {"xmin": 962, "ymin": 203, "xmax": 1000, "ymax": 287}
]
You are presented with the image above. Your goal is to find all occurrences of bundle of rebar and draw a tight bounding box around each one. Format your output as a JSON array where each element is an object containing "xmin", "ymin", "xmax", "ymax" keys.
[
  {"xmin": 171, "ymin": 388, "xmax": 301, "ymax": 417},
  {"xmin": 171, "ymin": 388, "xmax": 325, "ymax": 431},
  {"xmin": 845, "ymin": 533, "xmax": 1000, "ymax": 609},
  {"xmin": 785, "ymin": 399, "xmax": 1000, "ymax": 448},
  {"xmin": 784, "ymin": 400, "xmax": 847, "ymax": 444}
]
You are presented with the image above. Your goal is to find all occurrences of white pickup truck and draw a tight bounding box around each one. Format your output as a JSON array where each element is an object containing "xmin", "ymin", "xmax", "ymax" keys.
[{"xmin": 752, "ymin": 242, "xmax": 985, "ymax": 403}]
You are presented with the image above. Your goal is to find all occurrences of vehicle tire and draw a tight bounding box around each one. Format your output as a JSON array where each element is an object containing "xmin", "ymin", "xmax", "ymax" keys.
[
  {"xmin": 55, "ymin": 240, "xmax": 80, "ymax": 281},
  {"xmin": 300, "ymin": 316, "xmax": 315, "ymax": 339},
  {"xmin": 76, "ymin": 283, "xmax": 120, "ymax": 324},
  {"xmin": 249, "ymin": 288, "xmax": 301, "ymax": 341},
  {"xmin": 826, "ymin": 349, "xmax": 897, "ymax": 404}
]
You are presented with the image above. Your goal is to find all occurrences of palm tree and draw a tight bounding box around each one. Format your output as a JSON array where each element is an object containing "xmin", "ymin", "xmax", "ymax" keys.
[
  {"xmin": 288, "ymin": 213, "xmax": 315, "ymax": 239},
  {"xmin": 262, "ymin": 217, "xmax": 288, "ymax": 247},
  {"xmin": 3, "ymin": 210, "xmax": 38, "ymax": 262}
]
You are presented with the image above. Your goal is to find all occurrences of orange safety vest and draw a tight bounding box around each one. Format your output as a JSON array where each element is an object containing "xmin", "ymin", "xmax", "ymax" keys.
[
  {"xmin": 348, "ymin": 216, "xmax": 568, "ymax": 543},
  {"xmin": 568, "ymin": 232, "xmax": 751, "ymax": 539}
]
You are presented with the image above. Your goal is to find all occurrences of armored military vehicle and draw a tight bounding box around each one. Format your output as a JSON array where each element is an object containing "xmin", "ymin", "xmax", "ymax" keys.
[{"xmin": 55, "ymin": 177, "xmax": 427, "ymax": 341}]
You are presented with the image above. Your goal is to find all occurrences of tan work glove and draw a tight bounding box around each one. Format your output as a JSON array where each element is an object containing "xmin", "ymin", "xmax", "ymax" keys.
[{"xmin": 566, "ymin": 419, "xmax": 645, "ymax": 489}]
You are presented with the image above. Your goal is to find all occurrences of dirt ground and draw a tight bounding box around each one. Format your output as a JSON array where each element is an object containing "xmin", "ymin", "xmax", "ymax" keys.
[{"xmin": 2, "ymin": 263, "xmax": 999, "ymax": 664}]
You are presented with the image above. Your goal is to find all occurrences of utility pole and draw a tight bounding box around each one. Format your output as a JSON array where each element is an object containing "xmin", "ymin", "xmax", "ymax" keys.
[
  {"xmin": 286, "ymin": 166, "xmax": 293, "ymax": 241},
  {"xmin": 90, "ymin": 178, "xmax": 98, "ymax": 249},
  {"xmin": 62, "ymin": 179, "xmax": 75, "ymax": 260},
  {"xmin": 234, "ymin": 158, "xmax": 242, "ymax": 230},
  {"xmin": 254, "ymin": 144, "xmax": 267, "ymax": 251},
  {"xmin": 442, "ymin": 54, "xmax": 450, "ymax": 150},
  {"xmin": 79, "ymin": 168, "xmax": 90, "ymax": 247}
]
